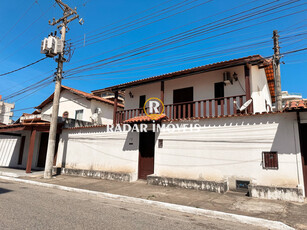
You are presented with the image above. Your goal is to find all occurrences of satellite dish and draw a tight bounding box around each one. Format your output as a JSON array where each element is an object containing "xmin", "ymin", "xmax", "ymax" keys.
[
  {"xmin": 91, "ymin": 113, "xmax": 98, "ymax": 124},
  {"xmin": 240, "ymin": 99, "xmax": 253, "ymax": 111}
]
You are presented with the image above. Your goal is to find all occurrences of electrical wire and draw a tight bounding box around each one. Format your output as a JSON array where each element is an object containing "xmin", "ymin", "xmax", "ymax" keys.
[
  {"xmin": 0, "ymin": 3, "xmax": 54, "ymax": 54},
  {"xmin": 71, "ymin": 0, "xmax": 202, "ymax": 46},
  {"xmin": 0, "ymin": 57, "xmax": 48, "ymax": 77},
  {"xmin": 72, "ymin": 0, "xmax": 214, "ymax": 49},
  {"xmin": 67, "ymin": 0, "xmax": 259, "ymax": 67},
  {"xmin": 0, "ymin": 1, "xmax": 37, "ymax": 43},
  {"xmin": 65, "ymin": 1, "xmax": 306, "ymax": 77}
]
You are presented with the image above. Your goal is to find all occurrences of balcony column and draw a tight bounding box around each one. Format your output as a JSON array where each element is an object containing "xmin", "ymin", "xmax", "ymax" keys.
[
  {"xmin": 244, "ymin": 64, "xmax": 253, "ymax": 113},
  {"xmin": 26, "ymin": 129, "xmax": 37, "ymax": 173},
  {"xmin": 160, "ymin": 81, "xmax": 164, "ymax": 113},
  {"xmin": 113, "ymin": 91, "xmax": 118, "ymax": 125}
]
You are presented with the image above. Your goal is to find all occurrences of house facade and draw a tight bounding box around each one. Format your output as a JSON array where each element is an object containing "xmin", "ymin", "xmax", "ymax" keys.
[
  {"xmin": 0, "ymin": 85, "xmax": 122, "ymax": 173},
  {"xmin": 53, "ymin": 55, "xmax": 307, "ymax": 202},
  {"xmin": 1, "ymin": 55, "xmax": 306, "ymax": 202}
]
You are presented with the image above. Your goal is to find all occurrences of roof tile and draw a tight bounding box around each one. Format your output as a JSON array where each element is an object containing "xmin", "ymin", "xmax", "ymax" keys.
[{"xmin": 284, "ymin": 99, "xmax": 307, "ymax": 111}]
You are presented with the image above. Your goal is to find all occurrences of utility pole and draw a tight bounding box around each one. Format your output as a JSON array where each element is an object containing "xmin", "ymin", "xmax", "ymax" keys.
[
  {"xmin": 44, "ymin": 0, "xmax": 82, "ymax": 179},
  {"xmin": 273, "ymin": 30, "xmax": 282, "ymax": 111}
]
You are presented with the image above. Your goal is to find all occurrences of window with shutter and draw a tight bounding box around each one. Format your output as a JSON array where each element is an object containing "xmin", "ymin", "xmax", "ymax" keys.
[{"xmin": 262, "ymin": 151, "xmax": 278, "ymax": 169}]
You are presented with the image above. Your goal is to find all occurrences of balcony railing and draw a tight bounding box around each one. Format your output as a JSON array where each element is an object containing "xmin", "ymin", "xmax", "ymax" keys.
[{"xmin": 115, "ymin": 94, "xmax": 249, "ymax": 124}]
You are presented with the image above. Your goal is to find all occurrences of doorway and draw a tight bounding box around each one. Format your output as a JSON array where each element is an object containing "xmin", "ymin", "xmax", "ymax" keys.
[
  {"xmin": 37, "ymin": 133, "xmax": 49, "ymax": 168},
  {"xmin": 173, "ymin": 87, "xmax": 194, "ymax": 118},
  {"xmin": 299, "ymin": 124, "xmax": 307, "ymax": 197},
  {"xmin": 37, "ymin": 133, "xmax": 59, "ymax": 168},
  {"xmin": 138, "ymin": 131, "xmax": 155, "ymax": 179}
]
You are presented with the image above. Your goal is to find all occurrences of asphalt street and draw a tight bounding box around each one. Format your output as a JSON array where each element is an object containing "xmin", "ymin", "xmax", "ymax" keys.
[{"xmin": 0, "ymin": 179, "xmax": 265, "ymax": 230}]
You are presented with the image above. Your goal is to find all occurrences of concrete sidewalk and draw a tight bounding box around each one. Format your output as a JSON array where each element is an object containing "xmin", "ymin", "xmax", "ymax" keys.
[
  {"xmin": 0, "ymin": 167, "xmax": 44, "ymax": 178},
  {"xmin": 16, "ymin": 174, "xmax": 307, "ymax": 230}
]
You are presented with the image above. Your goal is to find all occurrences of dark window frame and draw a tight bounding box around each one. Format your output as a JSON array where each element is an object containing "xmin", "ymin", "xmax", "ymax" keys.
[
  {"xmin": 262, "ymin": 151, "xmax": 278, "ymax": 169},
  {"xmin": 214, "ymin": 82, "xmax": 225, "ymax": 105},
  {"xmin": 139, "ymin": 95, "xmax": 146, "ymax": 109},
  {"xmin": 75, "ymin": 109, "xmax": 84, "ymax": 121}
]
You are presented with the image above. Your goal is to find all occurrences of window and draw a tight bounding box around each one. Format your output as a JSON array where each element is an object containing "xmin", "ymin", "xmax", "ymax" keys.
[
  {"xmin": 173, "ymin": 87, "xmax": 194, "ymax": 118},
  {"xmin": 139, "ymin": 95, "xmax": 146, "ymax": 108},
  {"xmin": 75, "ymin": 109, "xmax": 84, "ymax": 121},
  {"xmin": 262, "ymin": 151, "xmax": 278, "ymax": 169},
  {"xmin": 214, "ymin": 82, "xmax": 224, "ymax": 105}
]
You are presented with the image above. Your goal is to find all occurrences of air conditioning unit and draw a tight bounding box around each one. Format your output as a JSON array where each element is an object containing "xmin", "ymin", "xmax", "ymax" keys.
[{"xmin": 223, "ymin": 71, "xmax": 233, "ymax": 84}]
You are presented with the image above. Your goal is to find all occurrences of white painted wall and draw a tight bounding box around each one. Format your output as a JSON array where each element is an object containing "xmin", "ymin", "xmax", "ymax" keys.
[
  {"xmin": 90, "ymin": 100, "xmax": 114, "ymax": 125},
  {"xmin": 41, "ymin": 90, "xmax": 114, "ymax": 125},
  {"xmin": 250, "ymin": 65, "xmax": 272, "ymax": 112},
  {"xmin": 0, "ymin": 131, "xmax": 46, "ymax": 170},
  {"xmin": 0, "ymin": 134, "xmax": 20, "ymax": 166},
  {"xmin": 56, "ymin": 127, "xmax": 139, "ymax": 180},
  {"xmin": 124, "ymin": 65, "xmax": 272, "ymax": 114},
  {"xmin": 56, "ymin": 112, "xmax": 304, "ymax": 194},
  {"xmin": 125, "ymin": 66, "xmax": 246, "ymax": 110},
  {"xmin": 154, "ymin": 113, "xmax": 304, "ymax": 192}
]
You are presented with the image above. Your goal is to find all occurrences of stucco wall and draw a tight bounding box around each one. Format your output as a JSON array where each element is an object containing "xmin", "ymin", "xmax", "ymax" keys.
[
  {"xmin": 90, "ymin": 100, "xmax": 114, "ymax": 125},
  {"xmin": 41, "ymin": 90, "xmax": 114, "ymax": 124},
  {"xmin": 124, "ymin": 65, "xmax": 273, "ymax": 115},
  {"xmin": 56, "ymin": 112, "xmax": 304, "ymax": 194},
  {"xmin": 155, "ymin": 113, "xmax": 303, "ymax": 192},
  {"xmin": 124, "ymin": 66, "xmax": 246, "ymax": 110},
  {"xmin": 250, "ymin": 65, "xmax": 272, "ymax": 113},
  {"xmin": 56, "ymin": 127, "xmax": 139, "ymax": 180}
]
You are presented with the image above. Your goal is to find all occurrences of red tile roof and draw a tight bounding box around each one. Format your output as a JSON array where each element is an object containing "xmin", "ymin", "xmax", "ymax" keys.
[
  {"xmin": 124, "ymin": 114, "xmax": 168, "ymax": 124},
  {"xmin": 92, "ymin": 55, "xmax": 271, "ymax": 93},
  {"xmin": 284, "ymin": 100, "xmax": 307, "ymax": 111},
  {"xmin": 264, "ymin": 62, "xmax": 275, "ymax": 103},
  {"xmin": 36, "ymin": 85, "xmax": 124, "ymax": 109}
]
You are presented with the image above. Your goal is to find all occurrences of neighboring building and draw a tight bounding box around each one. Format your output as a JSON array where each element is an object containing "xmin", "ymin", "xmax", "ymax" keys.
[
  {"xmin": 36, "ymin": 85, "xmax": 123, "ymax": 126},
  {"xmin": 0, "ymin": 95, "xmax": 15, "ymax": 125},
  {"xmin": 0, "ymin": 85, "xmax": 123, "ymax": 173},
  {"xmin": 53, "ymin": 55, "xmax": 307, "ymax": 202},
  {"xmin": 93, "ymin": 91, "xmax": 125, "ymax": 105},
  {"xmin": 282, "ymin": 91, "xmax": 302, "ymax": 106}
]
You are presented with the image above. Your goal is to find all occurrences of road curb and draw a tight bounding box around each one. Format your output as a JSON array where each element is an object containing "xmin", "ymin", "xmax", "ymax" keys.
[{"xmin": 0, "ymin": 175, "xmax": 294, "ymax": 230}]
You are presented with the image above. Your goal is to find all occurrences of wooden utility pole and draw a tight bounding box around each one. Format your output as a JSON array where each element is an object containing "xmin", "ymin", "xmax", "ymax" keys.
[
  {"xmin": 44, "ymin": 0, "xmax": 82, "ymax": 179},
  {"xmin": 273, "ymin": 30, "xmax": 282, "ymax": 111}
]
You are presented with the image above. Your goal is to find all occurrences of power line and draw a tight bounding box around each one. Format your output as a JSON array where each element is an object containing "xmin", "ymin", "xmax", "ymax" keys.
[
  {"xmin": 67, "ymin": 0, "xmax": 258, "ymax": 67},
  {"xmin": 0, "ymin": 3, "xmax": 54, "ymax": 54},
  {"xmin": 0, "ymin": 1, "xmax": 37, "ymax": 43},
  {"xmin": 72, "ymin": 0, "xmax": 213, "ymax": 49},
  {"xmin": 71, "ymin": 0, "xmax": 198, "ymax": 46},
  {"xmin": 65, "ymin": 1, "xmax": 305, "ymax": 77},
  {"xmin": 74, "ymin": 0, "xmax": 174, "ymax": 42},
  {"xmin": 0, "ymin": 57, "xmax": 48, "ymax": 77},
  {"xmin": 64, "ymin": 34, "xmax": 305, "ymax": 81}
]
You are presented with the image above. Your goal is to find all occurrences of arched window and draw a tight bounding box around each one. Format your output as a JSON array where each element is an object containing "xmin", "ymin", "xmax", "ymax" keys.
[{"xmin": 62, "ymin": 111, "xmax": 69, "ymax": 118}]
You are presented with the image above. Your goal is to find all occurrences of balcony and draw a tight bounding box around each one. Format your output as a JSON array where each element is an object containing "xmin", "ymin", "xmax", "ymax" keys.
[{"xmin": 115, "ymin": 94, "xmax": 250, "ymax": 124}]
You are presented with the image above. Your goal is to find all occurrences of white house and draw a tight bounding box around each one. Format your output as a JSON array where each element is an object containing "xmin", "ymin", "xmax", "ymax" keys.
[
  {"xmin": 0, "ymin": 85, "xmax": 123, "ymax": 174},
  {"xmin": 36, "ymin": 85, "xmax": 123, "ymax": 125},
  {"xmin": 54, "ymin": 55, "xmax": 307, "ymax": 202}
]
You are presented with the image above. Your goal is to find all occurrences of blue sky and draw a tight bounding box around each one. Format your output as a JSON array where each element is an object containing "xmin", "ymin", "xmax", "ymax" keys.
[{"xmin": 0, "ymin": 0, "xmax": 306, "ymax": 120}]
